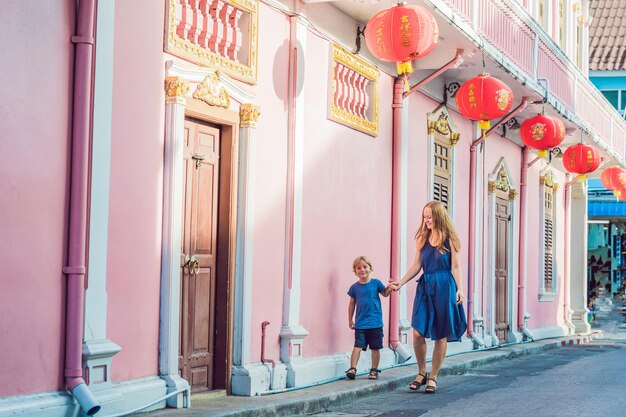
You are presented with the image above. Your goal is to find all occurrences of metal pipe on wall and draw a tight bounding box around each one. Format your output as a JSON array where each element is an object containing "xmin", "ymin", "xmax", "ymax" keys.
[{"xmin": 64, "ymin": 0, "xmax": 100, "ymax": 414}]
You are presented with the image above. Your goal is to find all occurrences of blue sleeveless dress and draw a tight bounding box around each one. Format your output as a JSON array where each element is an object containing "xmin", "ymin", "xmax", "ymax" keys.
[{"xmin": 411, "ymin": 239, "xmax": 467, "ymax": 341}]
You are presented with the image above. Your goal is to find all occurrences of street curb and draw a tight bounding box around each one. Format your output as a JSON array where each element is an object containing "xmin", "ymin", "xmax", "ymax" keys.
[{"xmin": 204, "ymin": 334, "xmax": 596, "ymax": 417}]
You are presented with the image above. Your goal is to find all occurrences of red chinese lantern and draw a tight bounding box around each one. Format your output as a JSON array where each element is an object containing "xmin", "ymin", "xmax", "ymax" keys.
[
  {"xmin": 520, "ymin": 114, "xmax": 566, "ymax": 158},
  {"xmin": 562, "ymin": 143, "xmax": 601, "ymax": 180},
  {"xmin": 455, "ymin": 73, "xmax": 514, "ymax": 135},
  {"xmin": 600, "ymin": 166, "xmax": 626, "ymax": 196},
  {"xmin": 364, "ymin": 4, "xmax": 438, "ymax": 79}
]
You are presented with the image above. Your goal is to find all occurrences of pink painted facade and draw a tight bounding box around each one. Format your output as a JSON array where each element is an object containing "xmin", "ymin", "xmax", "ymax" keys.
[{"xmin": 1, "ymin": 0, "xmax": 623, "ymax": 414}]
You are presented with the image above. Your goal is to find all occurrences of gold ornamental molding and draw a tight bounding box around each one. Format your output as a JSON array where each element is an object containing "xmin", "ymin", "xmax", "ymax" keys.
[
  {"xmin": 165, "ymin": 0, "xmax": 258, "ymax": 84},
  {"xmin": 165, "ymin": 76, "xmax": 189, "ymax": 104},
  {"xmin": 508, "ymin": 189, "xmax": 519, "ymax": 201},
  {"xmin": 427, "ymin": 105, "xmax": 460, "ymax": 147},
  {"xmin": 329, "ymin": 44, "xmax": 379, "ymax": 137},
  {"xmin": 450, "ymin": 132, "xmax": 460, "ymax": 147},
  {"xmin": 240, "ymin": 103, "xmax": 261, "ymax": 127},
  {"xmin": 540, "ymin": 170, "xmax": 556, "ymax": 189},
  {"xmin": 491, "ymin": 167, "xmax": 514, "ymax": 194},
  {"xmin": 193, "ymin": 72, "xmax": 231, "ymax": 108}
]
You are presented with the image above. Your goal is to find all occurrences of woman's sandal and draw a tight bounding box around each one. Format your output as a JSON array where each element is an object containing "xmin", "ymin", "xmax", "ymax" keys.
[
  {"xmin": 409, "ymin": 372, "xmax": 428, "ymax": 390},
  {"xmin": 368, "ymin": 368, "xmax": 381, "ymax": 380},
  {"xmin": 345, "ymin": 367, "xmax": 357, "ymax": 380},
  {"xmin": 425, "ymin": 377, "xmax": 438, "ymax": 394}
]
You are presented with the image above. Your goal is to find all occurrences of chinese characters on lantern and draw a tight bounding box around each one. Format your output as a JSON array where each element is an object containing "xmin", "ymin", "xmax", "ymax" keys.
[
  {"xmin": 375, "ymin": 21, "xmax": 386, "ymax": 53},
  {"xmin": 468, "ymin": 84, "xmax": 477, "ymax": 108},
  {"xmin": 399, "ymin": 15, "xmax": 411, "ymax": 47}
]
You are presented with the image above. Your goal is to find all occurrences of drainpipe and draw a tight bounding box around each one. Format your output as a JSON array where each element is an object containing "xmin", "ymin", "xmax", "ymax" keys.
[
  {"xmin": 261, "ymin": 321, "xmax": 276, "ymax": 390},
  {"xmin": 468, "ymin": 98, "xmax": 528, "ymax": 347},
  {"xmin": 389, "ymin": 50, "xmax": 463, "ymax": 362},
  {"xmin": 518, "ymin": 147, "xmax": 538, "ymax": 340},
  {"xmin": 64, "ymin": 0, "xmax": 100, "ymax": 415}
]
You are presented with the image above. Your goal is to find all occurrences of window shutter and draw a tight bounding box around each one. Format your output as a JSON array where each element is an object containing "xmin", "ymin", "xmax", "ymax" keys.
[
  {"xmin": 544, "ymin": 217, "xmax": 553, "ymax": 291},
  {"xmin": 433, "ymin": 135, "xmax": 451, "ymax": 211},
  {"xmin": 544, "ymin": 187, "xmax": 554, "ymax": 292}
]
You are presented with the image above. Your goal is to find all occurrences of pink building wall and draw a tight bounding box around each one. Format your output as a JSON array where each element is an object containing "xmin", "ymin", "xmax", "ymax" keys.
[
  {"xmin": 0, "ymin": 1, "xmax": 74, "ymax": 396},
  {"xmin": 106, "ymin": 0, "xmax": 166, "ymax": 381},
  {"xmin": 299, "ymin": 41, "xmax": 394, "ymax": 358},
  {"xmin": 248, "ymin": 4, "xmax": 290, "ymax": 362}
]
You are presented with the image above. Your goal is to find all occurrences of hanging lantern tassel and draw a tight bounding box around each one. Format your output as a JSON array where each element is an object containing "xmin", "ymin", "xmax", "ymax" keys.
[
  {"xmin": 397, "ymin": 61, "xmax": 413, "ymax": 92},
  {"xmin": 537, "ymin": 150, "xmax": 548, "ymax": 158},
  {"xmin": 478, "ymin": 120, "xmax": 490, "ymax": 139},
  {"xmin": 577, "ymin": 174, "xmax": 586, "ymax": 181}
]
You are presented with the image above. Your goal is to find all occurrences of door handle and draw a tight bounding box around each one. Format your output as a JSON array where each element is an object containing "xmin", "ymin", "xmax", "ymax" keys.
[
  {"xmin": 189, "ymin": 255, "xmax": 199, "ymax": 275},
  {"xmin": 191, "ymin": 153, "xmax": 204, "ymax": 169},
  {"xmin": 182, "ymin": 255, "xmax": 191, "ymax": 275}
]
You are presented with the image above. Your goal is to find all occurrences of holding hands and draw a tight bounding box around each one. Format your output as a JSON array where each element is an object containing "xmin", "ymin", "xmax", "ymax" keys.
[{"xmin": 387, "ymin": 281, "xmax": 401, "ymax": 292}]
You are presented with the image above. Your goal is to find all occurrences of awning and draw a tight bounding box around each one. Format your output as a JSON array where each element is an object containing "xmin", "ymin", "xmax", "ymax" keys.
[{"xmin": 589, "ymin": 201, "xmax": 626, "ymax": 218}]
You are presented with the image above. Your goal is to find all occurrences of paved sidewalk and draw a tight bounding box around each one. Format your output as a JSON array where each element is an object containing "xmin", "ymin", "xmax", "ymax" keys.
[{"xmin": 147, "ymin": 333, "xmax": 599, "ymax": 417}]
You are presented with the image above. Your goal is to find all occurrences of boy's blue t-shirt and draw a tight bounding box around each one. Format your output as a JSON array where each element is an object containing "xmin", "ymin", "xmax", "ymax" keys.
[{"xmin": 347, "ymin": 278, "xmax": 386, "ymax": 329}]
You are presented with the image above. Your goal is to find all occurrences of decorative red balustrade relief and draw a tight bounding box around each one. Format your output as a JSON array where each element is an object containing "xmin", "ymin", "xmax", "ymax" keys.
[
  {"xmin": 333, "ymin": 62, "xmax": 370, "ymax": 120},
  {"xmin": 175, "ymin": 0, "xmax": 244, "ymax": 62}
]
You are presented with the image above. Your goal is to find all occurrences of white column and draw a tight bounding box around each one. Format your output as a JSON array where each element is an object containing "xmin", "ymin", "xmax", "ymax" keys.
[
  {"xmin": 233, "ymin": 104, "xmax": 261, "ymax": 367},
  {"xmin": 158, "ymin": 76, "xmax": 190, "ymax": 407},
  {"xmin": 83, "ymin": 0, "xmax": 121, "ymax": 387},
  {"xmin": 279, "ymin": 15, "xmax": 309, "ymax": 387},
  {"xmin": 570, "ymin": 182, "xmax": 591, "ymax": 333}
]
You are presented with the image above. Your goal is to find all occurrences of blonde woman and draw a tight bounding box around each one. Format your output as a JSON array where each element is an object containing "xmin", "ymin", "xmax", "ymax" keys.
[{"xmin": 389, "ymin": 201, "xmax": 467, "ymax": 393}]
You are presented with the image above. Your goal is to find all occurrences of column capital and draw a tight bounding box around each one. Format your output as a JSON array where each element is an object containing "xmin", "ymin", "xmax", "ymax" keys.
[
  {"xmin": 165, "ymin": 76, "xmax": 189, "ymax": 104},
  {"xmin": 240, "ymin": 103, "xmax": 261, "ymax": 128}
]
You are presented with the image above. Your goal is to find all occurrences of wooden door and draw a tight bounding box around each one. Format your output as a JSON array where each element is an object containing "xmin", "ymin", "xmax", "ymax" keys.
[
  {"xmin": 179, "ymin": 117, "xmax": 220, "ymax": 392},
  {"xmin": 494, "ymin": 197, "xmax": 509, "ymax": 342}
]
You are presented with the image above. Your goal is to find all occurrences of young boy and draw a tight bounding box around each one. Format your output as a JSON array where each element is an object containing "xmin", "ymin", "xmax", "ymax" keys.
[{"xmin": 346, "ymin": 256, "xmax": 391, "ymax": 380}]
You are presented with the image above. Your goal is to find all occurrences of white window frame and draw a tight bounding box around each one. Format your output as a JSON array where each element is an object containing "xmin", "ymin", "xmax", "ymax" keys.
[{"xmin": 539, "ymin": 168, "xmax": 559, "ymax": 301}]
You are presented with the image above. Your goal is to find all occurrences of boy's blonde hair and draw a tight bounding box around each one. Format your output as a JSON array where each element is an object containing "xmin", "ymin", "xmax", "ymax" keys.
[{"xmin": 352, "ymin": 256, "xmax": 373, "ymax": 272}]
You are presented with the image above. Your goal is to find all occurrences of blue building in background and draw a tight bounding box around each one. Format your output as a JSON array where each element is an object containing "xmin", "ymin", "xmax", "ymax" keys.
[{"xmin": 587, "ymin": 1, "xmax": 626, "ymax": 301}]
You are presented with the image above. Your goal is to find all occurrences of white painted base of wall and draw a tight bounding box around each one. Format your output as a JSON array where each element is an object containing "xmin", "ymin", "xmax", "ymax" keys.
[
  {"xmin": 0, "ymin": 376, "xmax": 168, "ymax": 417},
  {"xmin": 571, "ymin": 308, "xmax": 592, "ymax": 334},
  {"xmin": 507, "ymin": 330, "xmax": 524, "ymax": 343},
  {"xmin": 232, "ymin": 346, "xmax": 404, "ymax": 396},
  {"xmin": 230, "ymin": 338, "xmax": 478, "ymax": 396},
  {"xmin": 232, "ymin": 362, "xmax": 288, "ymax": 396},
  {"xmin": 527, "ymin": 325, "xmax": 567, "ymax": 340}
]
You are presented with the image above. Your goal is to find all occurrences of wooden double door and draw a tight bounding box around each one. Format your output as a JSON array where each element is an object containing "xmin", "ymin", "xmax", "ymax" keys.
[
  {"xmin": 495, "ymin": 197, "xmax": 510, "ymax": 343},
  {"xmin": 178, "ymin": 117, "xmax": 224, "ymax": 392}
]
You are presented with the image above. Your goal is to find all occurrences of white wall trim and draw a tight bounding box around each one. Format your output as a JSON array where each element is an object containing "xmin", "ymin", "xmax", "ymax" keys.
[
  {"xmin": 0, "ymin": 377, "xmax": 169, "ymax": 417},
  {"xmin": 280, "ymin": 16, "xmax": 309, "ymax": 374}
]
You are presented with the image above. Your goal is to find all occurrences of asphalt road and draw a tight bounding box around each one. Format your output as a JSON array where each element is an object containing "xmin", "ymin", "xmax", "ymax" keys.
[{"xmin": 297, "ymin": 306, "xmax": 626, "ymax": 417}]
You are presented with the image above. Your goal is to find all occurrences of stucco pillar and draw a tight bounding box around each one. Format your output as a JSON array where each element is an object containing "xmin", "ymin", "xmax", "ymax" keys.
[
  {"xmin": 83, "ymin": 0, "xmax": 121, "ymax": 388},
  {"xmin": 158, "ymin": 76, "xmax": 191, "ymax": 407},
  {"xmin": 233, "ymin": 103, "xmax": 261, "ymax": 368},
  {"xmin": 279, "ymin": 14, "xmax": 309, "ymax": 387},
  {"xmin": 569, "ymin": 182, "xmax": 591, "ymax": 333}
]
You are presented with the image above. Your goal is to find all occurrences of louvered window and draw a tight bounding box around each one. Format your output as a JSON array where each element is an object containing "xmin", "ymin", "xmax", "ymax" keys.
[
  {"xmin": 544, "ymin": 189, "xmax": 554, "ymax": 291},
  {"xmin": 433, "ymin": 137, "xmax": 451, "ymax": 210}
]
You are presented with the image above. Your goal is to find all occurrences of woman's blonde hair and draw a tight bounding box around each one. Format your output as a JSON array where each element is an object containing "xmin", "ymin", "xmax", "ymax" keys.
[
  {"xmin": 414, "ymin": 201, "xmax": 461, "ymax": 253},
  {"xmin": 352, "ymin": 256, "xmax": 373, "ymax": 272}
]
